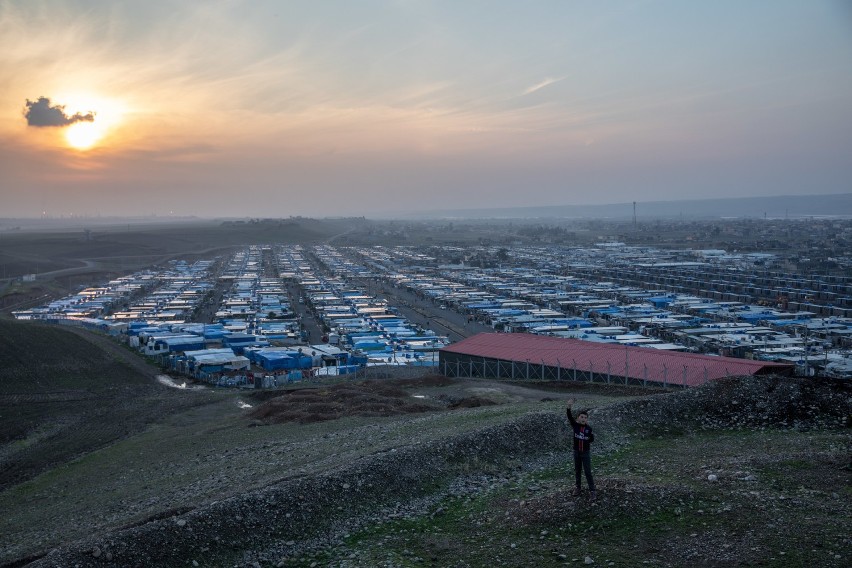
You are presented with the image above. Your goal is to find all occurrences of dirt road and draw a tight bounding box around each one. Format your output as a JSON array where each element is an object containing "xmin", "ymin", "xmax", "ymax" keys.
[{"xmin": 357, "ymin": 277, "xmax": 492, "ymax": 342}]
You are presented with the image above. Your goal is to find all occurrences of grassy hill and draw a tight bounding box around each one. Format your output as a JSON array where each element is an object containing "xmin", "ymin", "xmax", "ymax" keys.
[
  {"xmin": 0, "ymin": 320, "xmax": 218, "ymax": 491},
  {"xmin": 0, "ymin": 320, "xmax": 152, "ymax": 393}
]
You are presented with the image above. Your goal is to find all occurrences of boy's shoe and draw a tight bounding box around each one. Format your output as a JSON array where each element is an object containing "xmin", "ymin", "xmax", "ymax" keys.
[
  {"xmin": 589, "ymin": 491, "xmax": 597, "ymax": 502},
  {"xmin": 571, "ymin": 487, "xmax": 581, "ymax": 497}
]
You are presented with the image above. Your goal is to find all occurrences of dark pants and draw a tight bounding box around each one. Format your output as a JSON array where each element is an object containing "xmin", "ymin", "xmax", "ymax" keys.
[{"xmin": 574, "ymin": 450, "xmax": 595, "ymax": 491}]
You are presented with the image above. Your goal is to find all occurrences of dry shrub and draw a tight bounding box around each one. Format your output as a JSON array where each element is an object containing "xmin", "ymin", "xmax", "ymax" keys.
[
  {"xmin": 247, "ymin": 379, "xmax": 441, "ymax": 425},
  {"xmin": 387, "ymin": 375, "xmax": 457, "ymax": 389},
  {"xmin": 351, "ymin": 402, "xmax": 397, "ymax": 414}
]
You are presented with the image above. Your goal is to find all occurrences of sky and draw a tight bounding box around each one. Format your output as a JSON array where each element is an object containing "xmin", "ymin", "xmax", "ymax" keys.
[{"xmin": 1, "ymin": 0, "xmax": 851, "ymax": 218}]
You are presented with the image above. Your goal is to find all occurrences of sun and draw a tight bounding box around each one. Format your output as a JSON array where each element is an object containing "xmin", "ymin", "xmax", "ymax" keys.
[
  {"xmin": 65, "ymin": 121, "xmax": 104, "ymax": 150},
  {"xmin": 59, "ymin": 93, "xmax": 126, "ymax": 151}
]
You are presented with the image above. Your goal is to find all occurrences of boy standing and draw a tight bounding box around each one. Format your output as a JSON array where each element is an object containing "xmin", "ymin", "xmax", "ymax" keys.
[{"xmin": 567, "ymin": 398, "xmax": 596, "ymax": 501}]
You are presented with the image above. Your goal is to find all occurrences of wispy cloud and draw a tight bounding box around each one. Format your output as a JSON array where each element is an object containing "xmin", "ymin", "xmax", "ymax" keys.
[
  {"xmin": 1, "ymin": 3, "xmax": 589, "ymax": 155},
  {"xmin": 522, "ymin": 76, "xmax": 565, "ymax": 96},
  {"xmin": 2, "ymin": 1, "xmax": 848, "ymax": 217}
]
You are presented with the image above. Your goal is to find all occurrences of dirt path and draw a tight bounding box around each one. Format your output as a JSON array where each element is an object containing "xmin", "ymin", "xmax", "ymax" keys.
[{"xmin": 20, "ymin": 259, "xmax": 100, "ymax": 280}]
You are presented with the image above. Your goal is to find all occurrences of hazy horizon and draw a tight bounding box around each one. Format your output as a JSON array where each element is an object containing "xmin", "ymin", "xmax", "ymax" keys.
[
  {"xmin": 3, "ymin": 192, "xmax": 851, "ymax": 227},
  {"xmin": 2, "ymin": 1, "xmax": 851, "ymax": 218}
]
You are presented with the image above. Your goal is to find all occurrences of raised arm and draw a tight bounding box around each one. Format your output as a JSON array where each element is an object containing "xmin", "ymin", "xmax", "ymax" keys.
[{"xmin": 566, "ymin": 398, "xmax": 577, "ymax": 426}]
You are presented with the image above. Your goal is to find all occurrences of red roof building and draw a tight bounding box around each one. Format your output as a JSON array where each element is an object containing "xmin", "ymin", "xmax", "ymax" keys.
[{"xmin": 439, "ymin": 333, "xmax": 794, "ymax": 387}]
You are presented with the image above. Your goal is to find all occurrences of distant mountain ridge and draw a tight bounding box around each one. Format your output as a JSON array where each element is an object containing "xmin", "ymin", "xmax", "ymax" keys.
[{"xmin": 413, "ymin": 193, "xmax": 852, "ymax": 220}]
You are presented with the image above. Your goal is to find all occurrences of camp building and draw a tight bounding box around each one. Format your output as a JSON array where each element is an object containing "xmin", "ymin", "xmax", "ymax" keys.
[{"xmin": 439, "ymin": 333, "xmax": 794, "ymax": 388}]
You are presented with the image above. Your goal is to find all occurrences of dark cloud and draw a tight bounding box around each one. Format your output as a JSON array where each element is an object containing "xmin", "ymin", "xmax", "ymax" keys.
[{"xmin": 23, "ymin": 96, "xmax": 95, "ymax": 127}]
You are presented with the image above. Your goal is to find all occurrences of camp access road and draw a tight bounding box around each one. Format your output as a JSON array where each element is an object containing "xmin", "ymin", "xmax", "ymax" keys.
[{"xmin": 356, "ymin": 277, "xmax": 492, "ymax": 343}]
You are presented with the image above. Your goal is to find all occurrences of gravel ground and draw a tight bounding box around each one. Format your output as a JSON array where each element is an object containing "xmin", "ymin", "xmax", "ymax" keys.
[
  {"xmin": 4, "ymin": 378, "xmax": 852, "ymax": 567},
  {"xmin": 29, "ymin": 411, "xmax": 569, "ymax": 567},
  {"xmin": 5, "ymin": 377, "xmax": 609, "ymax": 566},
  {"xmin": 254, "ymin": 377, "xmax": 850, "ymax": 568},
  {"xmin": 19, "ymin": 375, "xmax": 852, "ymax": 567}
]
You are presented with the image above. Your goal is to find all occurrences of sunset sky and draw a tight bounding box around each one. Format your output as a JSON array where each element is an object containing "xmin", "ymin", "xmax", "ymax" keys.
[{"xmin": 1, "ymin": 0, "xmax": 851, "ymax": 218}]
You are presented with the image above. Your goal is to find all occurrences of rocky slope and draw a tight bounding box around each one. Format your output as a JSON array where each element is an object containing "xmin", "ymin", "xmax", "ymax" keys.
[{"xmin": 26, "ymin": 375, "xmax": 849, "ymax": 567}]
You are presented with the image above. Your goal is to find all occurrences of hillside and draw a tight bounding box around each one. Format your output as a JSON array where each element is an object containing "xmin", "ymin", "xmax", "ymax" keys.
[
  {"xmin": 1, "ymin": 367, "xmax": 848, "ymax": 567},
  {"xmin": 0, "ymin": 320, "xmax": 218, "ymax": 490}
]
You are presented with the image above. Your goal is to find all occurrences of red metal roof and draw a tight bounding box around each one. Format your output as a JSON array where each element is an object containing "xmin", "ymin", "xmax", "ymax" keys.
[{"xmin": 440, "ymin": 333, "xmax": 794, "ymax": 387}]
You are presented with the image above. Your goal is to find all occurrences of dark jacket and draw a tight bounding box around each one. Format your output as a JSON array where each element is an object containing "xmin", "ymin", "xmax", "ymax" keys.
[{"xmin": 567, "ymin": 408, "xmax": 594, "ymax": 452}]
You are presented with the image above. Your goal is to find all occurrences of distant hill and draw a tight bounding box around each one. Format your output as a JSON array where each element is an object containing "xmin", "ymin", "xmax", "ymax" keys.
[
  {"xmin": 0, "ymin": 217, "xmax": 365, "ymax": 280},
  {"xmin": 413, "ymin": 193, "xmax": 852, "ymax": 220}
]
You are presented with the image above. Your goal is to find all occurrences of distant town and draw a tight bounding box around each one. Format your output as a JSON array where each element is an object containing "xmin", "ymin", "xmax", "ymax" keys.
[{"xmin": 9, "ymin": 215, "xmax": 852, "ymax": 383}]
